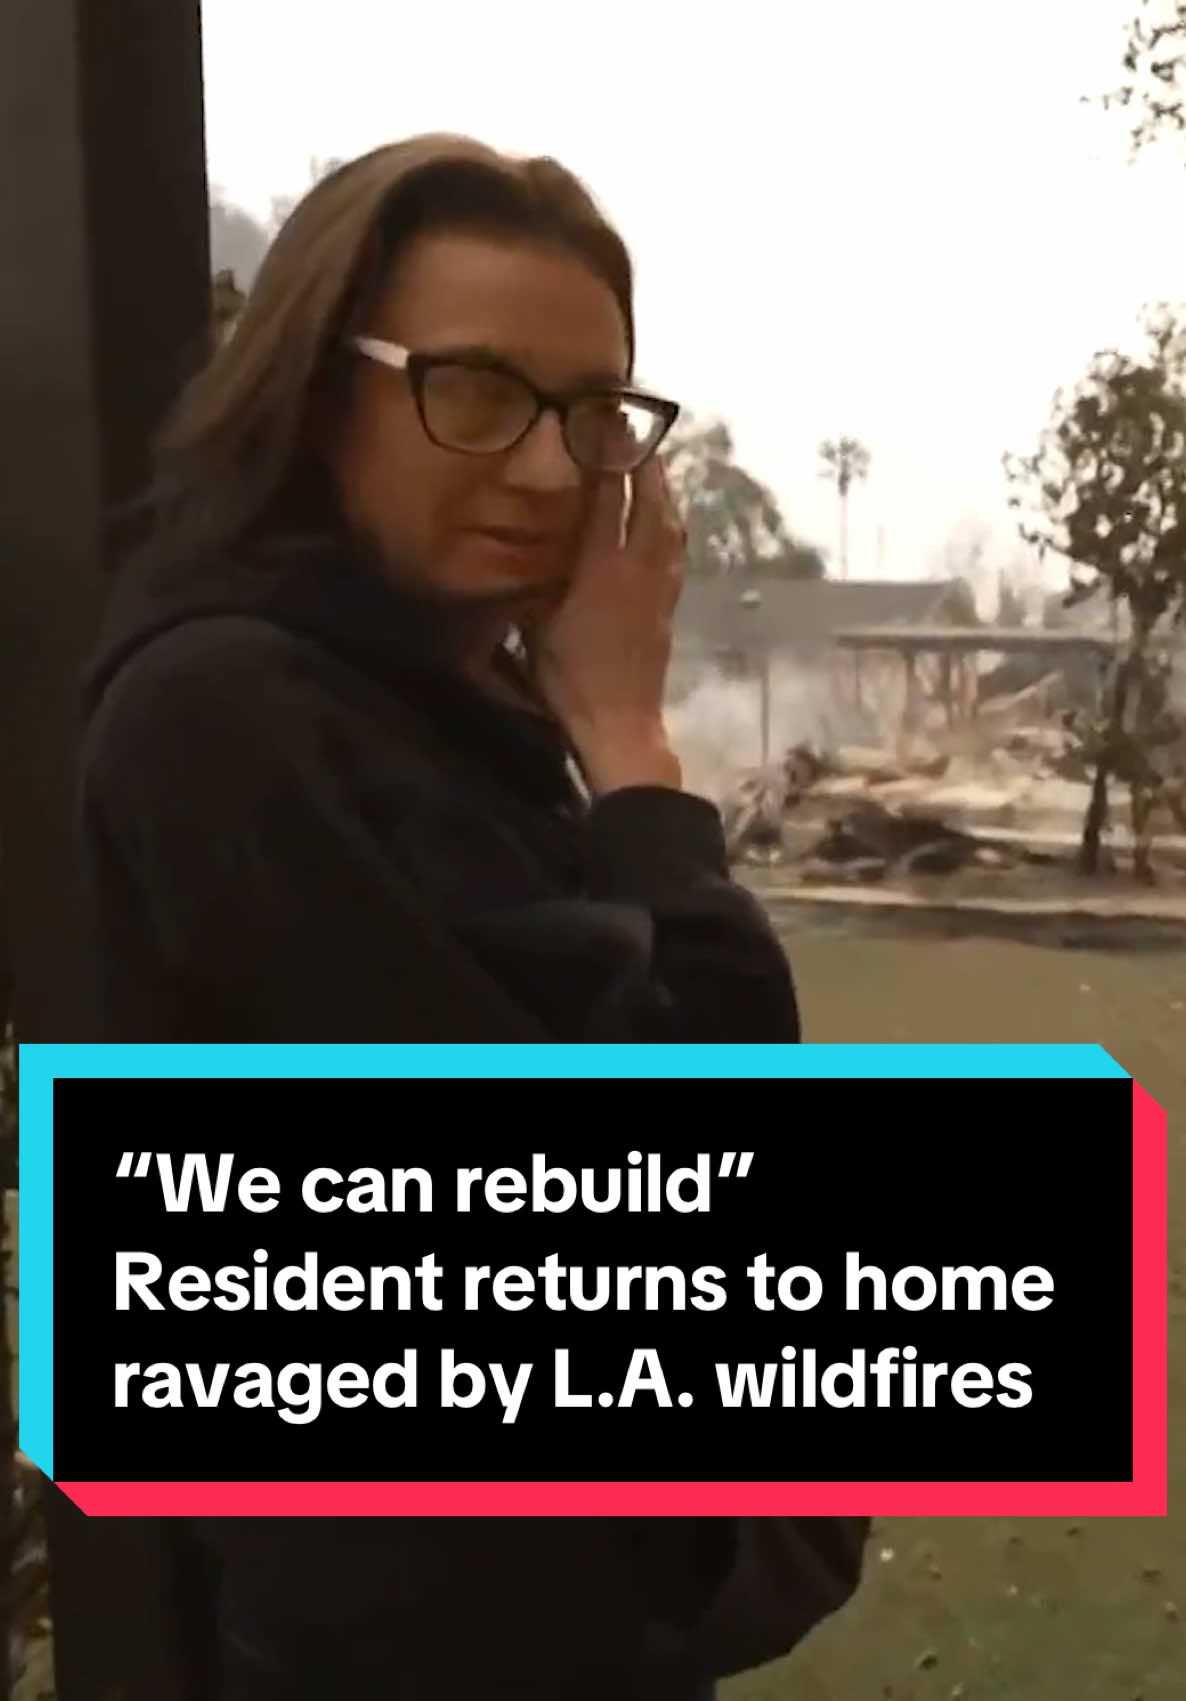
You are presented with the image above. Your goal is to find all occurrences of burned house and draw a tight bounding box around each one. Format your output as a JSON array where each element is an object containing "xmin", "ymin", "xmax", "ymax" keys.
[
  {"xmin": 668, "ymin": 576, "xmax": 977, "ymax": 772},
  {"xmin": 671, "ymin": 576, "xmax": 974, "ymax": 692}
]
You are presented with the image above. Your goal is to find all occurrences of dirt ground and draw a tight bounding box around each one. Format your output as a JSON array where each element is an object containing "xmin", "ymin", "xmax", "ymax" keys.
[{"xmin": 725, "ymin": 926, "xmax": 1185, "ymax": 1701}]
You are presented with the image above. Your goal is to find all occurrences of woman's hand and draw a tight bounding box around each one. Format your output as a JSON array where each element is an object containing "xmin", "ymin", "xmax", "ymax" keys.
[{"xmin": 531, "ymin": 455, "xmax": 685, "ymax": 797}]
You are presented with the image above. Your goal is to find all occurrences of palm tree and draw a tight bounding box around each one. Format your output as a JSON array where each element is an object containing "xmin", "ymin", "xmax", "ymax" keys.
[{"xmin": 818, "ymin": 436, "xmax": 871, "ymax": 579}]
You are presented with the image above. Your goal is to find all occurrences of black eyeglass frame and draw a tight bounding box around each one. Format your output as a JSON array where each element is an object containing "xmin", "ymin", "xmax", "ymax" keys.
[{"xmin": 347, "ymin": 334, "xmax": 680, "ymax": 472}]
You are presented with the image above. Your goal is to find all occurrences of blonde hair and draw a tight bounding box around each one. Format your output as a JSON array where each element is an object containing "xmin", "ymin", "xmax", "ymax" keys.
[{"xmin": 146, "ymin": 134, "xmax": 635, "ymax": 563}]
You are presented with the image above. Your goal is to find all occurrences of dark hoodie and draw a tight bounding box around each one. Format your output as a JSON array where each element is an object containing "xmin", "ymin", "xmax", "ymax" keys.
[
  {"xmin": 76, "ymin": 533, "xmax": 867, "ymax": 1699},
  {"xmin": 79, "ymin": 530, "xmax": 802, "ymax": 1045}
]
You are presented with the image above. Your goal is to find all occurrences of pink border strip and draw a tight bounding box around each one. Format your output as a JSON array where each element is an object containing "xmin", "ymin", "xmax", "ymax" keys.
[
  {"xmin": 60, "ymin": 1475, "xmax": 1165, "ymax": 1518},
  {"xmin": 60, "ymin": 1081, "xmax": 1167, "ymax": 1519},
  {"xmin": 1129, "ymin": 1081, "xmax": 1167, "ymax": 1513}
]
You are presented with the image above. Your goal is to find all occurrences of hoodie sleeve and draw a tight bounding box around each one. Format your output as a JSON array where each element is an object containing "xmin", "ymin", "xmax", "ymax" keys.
[
  {"xmin": 690, "ymin": 1516, "xmax": 871, "ymax": 1678},
  {"xmin": 78, "ymin": 621, "xmax": 798, "ymax": 1045}
]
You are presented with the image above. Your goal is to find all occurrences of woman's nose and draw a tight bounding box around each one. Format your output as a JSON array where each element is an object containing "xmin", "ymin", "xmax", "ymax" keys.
[{"xmin": 501, "ymin": 408, "xmax": 581, "ymax": 493}]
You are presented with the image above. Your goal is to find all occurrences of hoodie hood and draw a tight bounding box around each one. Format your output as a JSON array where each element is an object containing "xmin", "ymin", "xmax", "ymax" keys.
[
  {"xmin": 82, "ymin": 530, "xmax": 502, "ymax": 719},
  {"xmin": 80, "ymin": 529, "xmax": 576, "ymax": 804}
]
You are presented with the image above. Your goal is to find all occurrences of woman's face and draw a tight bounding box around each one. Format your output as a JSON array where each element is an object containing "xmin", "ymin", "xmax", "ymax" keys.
[{"xmin": 329, "ymin": 229, "xmax": 631, "ymax": 612}]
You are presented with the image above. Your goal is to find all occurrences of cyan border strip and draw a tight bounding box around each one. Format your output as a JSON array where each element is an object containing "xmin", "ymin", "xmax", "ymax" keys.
[
  {"xmin": 19, "ymin": 1042, "xmax": 1129, "ymax": 1082},
  {"xmin": 16, "ymin": 1042, "xmax": 1129, "ymax": 1485},
  {"xmin": 18, "ymin": 1056, "xmax": 55, "ymax": 1478}
]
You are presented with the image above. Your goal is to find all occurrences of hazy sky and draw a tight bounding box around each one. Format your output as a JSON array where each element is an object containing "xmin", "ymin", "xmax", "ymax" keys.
[{"xmin": 201, "ymin": 0, "xmax": 1184, "ymax": 591}]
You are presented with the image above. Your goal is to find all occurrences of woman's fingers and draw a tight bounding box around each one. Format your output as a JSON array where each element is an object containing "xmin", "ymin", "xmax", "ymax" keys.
[
  {"xmin": 624, "ymin": 456, "xmax": 663, "ymax": 556},
  {"xmin": 626, "ymin": 455, "xmax": 686, "ymax": 570},
  {"xmin": 533, "ymin": 451, "xmax": 684, "ymax": 795},
  {"xmin": 583, "ymin": 471, "xmax": 629, "ymax": 560}
]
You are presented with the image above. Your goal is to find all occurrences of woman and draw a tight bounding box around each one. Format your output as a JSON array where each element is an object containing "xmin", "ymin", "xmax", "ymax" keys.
[{"xmin": 78, "ymin": 136, "xmax": 866, "ymax": 1699}]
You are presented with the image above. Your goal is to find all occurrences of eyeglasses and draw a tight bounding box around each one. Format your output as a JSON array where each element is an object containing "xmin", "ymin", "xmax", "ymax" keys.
[{"xmin": 347, "ymin": 335, "xmax": 679, "ymax": 474}]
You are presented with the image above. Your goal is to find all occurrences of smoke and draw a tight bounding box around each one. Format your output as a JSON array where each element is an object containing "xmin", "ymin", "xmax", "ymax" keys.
[{"xmin": 668, "ymin": 661, "xmax": 885, "ymax": 799}]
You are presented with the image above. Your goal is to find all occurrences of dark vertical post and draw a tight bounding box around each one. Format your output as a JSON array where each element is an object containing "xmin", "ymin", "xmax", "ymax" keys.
[
  {"xmin": 0, "ymin": 4, "xmax": 211, "ymax": 1697},
  {"xmin": 899, "ymin": 648, "xmax": 918, "ymax": 755},
  {"xmin": 758, "ymin": 650, "xmax": 771, "ymax": 766},
  {"xmin": 0, "ymin": 0, "xmax": 211, "ymax": 1041},
  {"xmin": 967, "ymin": 652, "xmax": 980, "ymax": 721}
]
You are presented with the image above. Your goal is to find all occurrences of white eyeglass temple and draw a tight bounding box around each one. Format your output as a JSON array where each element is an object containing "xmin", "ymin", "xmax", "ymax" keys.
[
  {"xmin": 349, "ymin": 335, "xmax": 410, "ymax": 372},
  {"xmin": 351, "ymin": 336, "xmax": 663, "ymax": 409}
]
